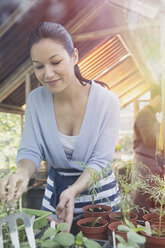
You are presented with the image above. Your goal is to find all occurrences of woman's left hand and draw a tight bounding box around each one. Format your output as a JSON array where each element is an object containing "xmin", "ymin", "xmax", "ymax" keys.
[{"xmin": 56, "ymin": 187, "xmax": 75, "ymax": 232}]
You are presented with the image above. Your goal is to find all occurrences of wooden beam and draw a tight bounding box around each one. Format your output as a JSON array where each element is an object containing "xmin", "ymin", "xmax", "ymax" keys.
[
  {"xmin": 134, "ymin": 100, "xmax": 139, "ymax": 119},
  {"xmin": 112, "ymin": 10, "xmax": 158, "ymax": 87},
  {"xmin": 0, "ymin": 59, "xmax": 33, "ymax": 103},
  {"xmin": 72, "ymin": 23, "xmax": 152, "ymax": 42},
  {"xmin": 0, "ymin": 103, "xmax": 24, "ymax": 115},
  {"xmin": 160, "ymin": 6, "xmax": 165, "ymax": 159},
  {"xmin": 0, "ymin": 0, "xmax": 39, "ymax": 38},
  {"xmin": 120, "ymin": 84, "xmax": 150, "ymax": 108},
  {"xmin": 106, "ymin": 0, "xmax": 159, "ymax": 19},
  {"xmin": 21, "ymin": 114, "xmax": 24, "ymax": 134},
  {"xmin": 66, "ymin": 1, "xmax": 105, "ymax": 34}
]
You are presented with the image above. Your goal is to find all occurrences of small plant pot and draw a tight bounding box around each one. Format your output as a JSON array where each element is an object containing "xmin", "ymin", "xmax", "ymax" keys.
[
  {"xmin": 143, "ymin": 213, "xmax": 165, "ymax": 226},
  {"xmin": 141, "ymin": 224, "xmax": 165, "ymax": 248},
  {"xmin": 109, "ymin": 211, "xmax": 138, "ymax": 223},
  {"xmin": 108, "ymin": 220, "xmax": 127, "ymax": 243},
  {"xmin": 83, "ymin": 204, "xmax": 112, "ymax": 220},
  {"xmin": 77, "ymin": 217, "xmax": 108, "ymax": 240}
]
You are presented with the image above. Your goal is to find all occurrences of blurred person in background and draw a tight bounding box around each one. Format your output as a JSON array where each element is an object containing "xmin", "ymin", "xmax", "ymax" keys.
[{"xmin": 132, "ymin": 84, "xmax": 163, "ymax": 218}]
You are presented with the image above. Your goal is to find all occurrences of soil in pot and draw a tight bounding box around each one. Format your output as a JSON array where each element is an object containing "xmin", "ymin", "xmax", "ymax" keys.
[
  {"xmin": 83, "ymin": 204, "xmax": 112, "ymax": 220},
  {"xmin": 77, "ymin": 217, "xmax": 108, "ymax": 240},
  {"xmin": 109, "ymin": 211, "xmax": 138, "ymax": 223}
]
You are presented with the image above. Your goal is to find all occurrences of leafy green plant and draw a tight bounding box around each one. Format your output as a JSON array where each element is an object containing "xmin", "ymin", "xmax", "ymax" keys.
[
  {"xmin": 19, "ymin": 223, "xmax": 101, "ymax": 248},
  {"xmin": 143, "ymin": 174, "xmax": 165, "ymax": 237},
  {"xmin": 116, "ymin": 219, "xmax": 148, "ymax": 248},
  {"xmin": 113, "ymin": 159, "xmax": 148, "ymax": 222}
]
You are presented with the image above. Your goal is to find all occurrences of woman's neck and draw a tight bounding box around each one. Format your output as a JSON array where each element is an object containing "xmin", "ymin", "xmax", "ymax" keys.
[{"xmin": 54, "ymin": 78, "xmax": 90, "ymax": 105}]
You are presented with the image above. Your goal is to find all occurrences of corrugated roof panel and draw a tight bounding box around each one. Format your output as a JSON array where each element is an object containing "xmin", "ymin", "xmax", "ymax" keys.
[
  {"xmin": 78, "ymin": 35, "xmax": 129, "ymax": 80},
  {"xmin": 96, "ymin": 56, "xmax": 138, "ymax": 84}
]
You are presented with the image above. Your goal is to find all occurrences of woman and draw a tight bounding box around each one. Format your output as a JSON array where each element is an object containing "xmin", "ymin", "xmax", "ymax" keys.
[{"xmin": 0, "ymin": 22, "xmax": 120, "ymax": 231}]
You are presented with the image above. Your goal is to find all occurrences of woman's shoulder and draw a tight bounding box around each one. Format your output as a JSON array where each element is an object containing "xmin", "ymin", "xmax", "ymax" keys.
[
  {"xmin": 92, "ymin": 80, "xmax": 119, "ymax": 104},
  {"xmin": 28, "ymin": 86, "xmax": 50, "ymax": 103}
]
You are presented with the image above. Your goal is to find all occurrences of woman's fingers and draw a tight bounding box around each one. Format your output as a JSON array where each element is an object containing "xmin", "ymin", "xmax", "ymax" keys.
[
  {"xmin": 0, "ymin": 175, "xmax": 9, "ymax": 200},
  {"xmin": 56, "ymin": 197, "xmax": 68, "ymax": 216},
  {"xmin": 7, "ymin": 174, "xmax": 18, "ymax": 201},
  {"xmin": 15, "ymin": 178, "xmax": 29, "ymax": 200}
]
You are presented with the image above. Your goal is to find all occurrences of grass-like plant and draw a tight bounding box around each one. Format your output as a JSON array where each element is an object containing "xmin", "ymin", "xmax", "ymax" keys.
[
  {"xmin": 112, "ymin": 159, "xmax": 149, "ymax": 222},
  {"xmin": 82, "ymin": 163, "xmax": 112, "ymax": 219},
  {"xmin": 143, "ymin": 174, "xmax": 165, "ymax": 237}
]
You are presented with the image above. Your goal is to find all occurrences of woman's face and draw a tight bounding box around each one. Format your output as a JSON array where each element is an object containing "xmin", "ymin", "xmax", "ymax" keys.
[{"xmin": 30, "ymin": 38, "xmax": 78, "ymax": 94}]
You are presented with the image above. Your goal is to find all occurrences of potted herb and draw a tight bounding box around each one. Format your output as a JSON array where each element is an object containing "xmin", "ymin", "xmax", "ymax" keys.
[
  {"xmin": 141, "ymin": 174, "xmax": 165, "ymax": 248},
  {"xmin": 109, "ymin": 160, "xmax": 148, "ymax": 224},
  {"xmin": 82, "ymin": 166, "xmax": 112, "ymax": 220},
  {"xmin": 77, "ymin": 166, "xmax": 112, "ymax": 240}
]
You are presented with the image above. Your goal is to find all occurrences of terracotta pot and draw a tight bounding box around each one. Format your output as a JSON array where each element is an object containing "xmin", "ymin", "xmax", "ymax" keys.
[
  {"xmin": 141, "ymin": 224, "xmax": 165, "ymax": 248},
  {"xmin": 77, "ymin": 217, "xmax": 108, "ymax": 240},
  {"xmin": 108, "ymin": 220, "xmax": 127, "ymax": 243},
  {"xmin": 143, "ymin": 213, "xmax": 165, "ymax": 226},
  {"xmin": 109, "ymin": 211, "xmax": 138, "ymax": 223},
  {"xmin": 83, "ymin": 204, "xmax": 112, "ymax": 220}
]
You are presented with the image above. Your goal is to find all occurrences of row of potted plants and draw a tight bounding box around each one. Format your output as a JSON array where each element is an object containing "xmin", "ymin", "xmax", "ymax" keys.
[
  {"xmin": 76, "ymin": 160, "xmax": 165, "ymax": 248},
  {"xmin": 0, "ymin": 159, "xmax": 164, "ymax": 247}
]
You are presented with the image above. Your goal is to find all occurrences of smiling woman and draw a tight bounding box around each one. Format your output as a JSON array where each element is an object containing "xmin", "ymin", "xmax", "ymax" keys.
[{"xmin": 0, "ymin": 22, "xmax": 120, "ymax": 233}]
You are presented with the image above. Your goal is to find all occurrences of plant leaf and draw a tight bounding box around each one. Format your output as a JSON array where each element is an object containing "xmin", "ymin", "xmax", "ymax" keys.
[
  {"xmin": 41, "ymin": 239, "xmax": 59, "ymax": 248},
  {"xmin": 127, "ymin": 230, "xmax": 146, "ymax": 244},
  {"xmin": 75, "ymin": 231, "xmax": 84, "ymax": 245},
  {"xmin": 56, "ymin": 232, "xmax": 75, "ymax": 246},
  {"xmin": 117, "ymin": 244, "xmax": 127, "ymax": 248},
  {"xmin": 118, "ymin": 225, "xmax": 130, "ymax": 232},
  {"xmin": 41, "ymin": 227, "xmax": 57, "ymax": 241},
  {"xmin": 116, "ymin": 234, "xmax": 126, "ymax": 244},
  {"xmin": 57, "ymin": 222, "xmax": 69, "ymax": 231},
  {"xmin": 84, "ymin": 239, "xmax": 102, "ymax": 248}
]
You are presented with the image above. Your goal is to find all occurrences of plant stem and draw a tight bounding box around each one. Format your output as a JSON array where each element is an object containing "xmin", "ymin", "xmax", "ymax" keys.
[{"xmin": 158, "ymin": 199, "xmax": 163, "ymax": 237}]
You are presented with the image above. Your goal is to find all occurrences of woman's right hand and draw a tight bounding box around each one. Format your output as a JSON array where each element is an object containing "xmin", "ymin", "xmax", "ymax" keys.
[
  {"xmin": 0, "ymin": 159, "xmax": 37, "ymax": 202},
  {"xmin": 0, "ymin": 170, "xmax": 29, "ymax": 202}
]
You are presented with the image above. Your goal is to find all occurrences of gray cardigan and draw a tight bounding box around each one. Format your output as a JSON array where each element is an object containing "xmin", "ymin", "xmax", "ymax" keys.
[{"xmin": 16, "ymin": 81, "xmax": 120, "ymax": 172}]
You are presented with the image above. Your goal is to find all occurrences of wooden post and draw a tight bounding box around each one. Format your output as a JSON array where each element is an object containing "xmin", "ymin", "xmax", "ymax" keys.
[
  {"xmin": 160, "ymin": 2, "xmax": 165, "ymax": 160},
  {"xmin": 21, "ymin": 114, "xmax": 24, "ymax": 135},
  {"xmin": 25, "ymin": 72, "xmax": 31, "ymax": 103},
  {"xmin": 134, "ymin": 99, "xmax": 139, "ymax": 119}
]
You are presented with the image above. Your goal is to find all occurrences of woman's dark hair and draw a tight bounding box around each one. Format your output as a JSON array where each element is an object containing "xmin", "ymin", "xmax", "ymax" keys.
[{"xmin": 28, "ymin": 22, "xmax": 109, "ymax": 89}]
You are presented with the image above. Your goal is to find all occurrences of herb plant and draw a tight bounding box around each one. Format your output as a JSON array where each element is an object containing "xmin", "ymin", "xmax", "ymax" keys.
[
  {"xmin": 113, "ymin": 159, "xmax": 148, "ymax": 222},
  {"xmin": 143, "ymin": 174, "xmax": 165, "ymax": 237},
  {"xmin": 82, "ymin": 163, "xmax": 112, "ymax": 223}
]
